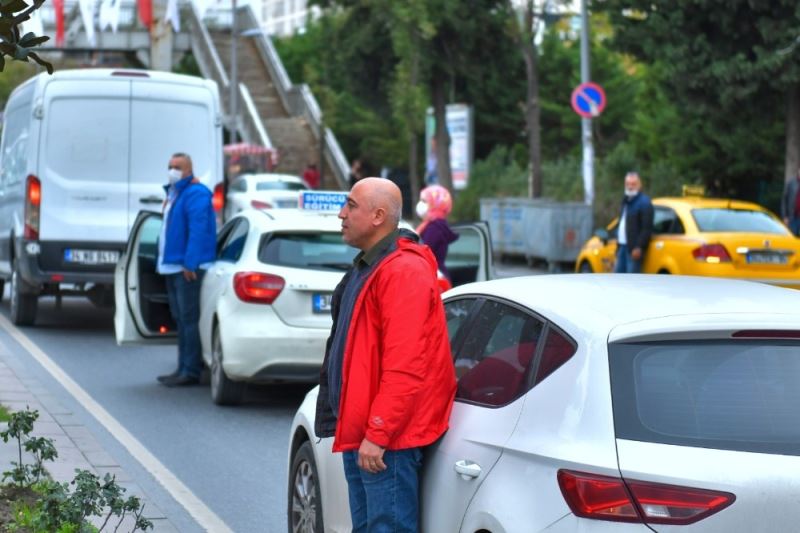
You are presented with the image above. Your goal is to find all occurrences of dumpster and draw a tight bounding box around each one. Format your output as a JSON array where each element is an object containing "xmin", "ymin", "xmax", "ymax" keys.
[{"xmin": 479, "ymin": 198, "xmax": 592, "ymax": 270}]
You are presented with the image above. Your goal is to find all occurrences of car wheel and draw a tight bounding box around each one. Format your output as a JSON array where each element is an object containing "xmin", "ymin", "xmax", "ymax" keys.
[
  {"xmin": 288, "ymin": 441, "xmax": 323, "ymax": 533},
  {"xmin": 210, "ymin": 324, "xmax": 245, "ymax": 406},
  {"xmin": 658, "ymin": 269, "xmax": 671, "ymax": 275},
  {"xmin": 10, "ymin": 259, "xmax": 37, "ymax": 326},
  {"xmin": 579, "ymin": 261, "xmax": 594, "ymax": 273}
]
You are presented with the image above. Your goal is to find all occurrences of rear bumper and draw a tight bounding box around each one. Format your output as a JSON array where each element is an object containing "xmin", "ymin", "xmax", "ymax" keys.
[{"xmin": 16, "ymin": 239, "xmax": 123, "ymax": 288}]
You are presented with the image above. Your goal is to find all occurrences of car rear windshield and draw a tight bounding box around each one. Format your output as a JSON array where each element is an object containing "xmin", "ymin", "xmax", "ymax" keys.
[
  {"xmin": 609, "ymin": 340, "xmax": 800, "ymax": 456},
  {"xmin": 258, "ymin": 233, "xmax": 357, "ymax": 271},
  {"xmin": 691, "ymin": 208, "xmax": 788, "ymax": 234},
  {"xmin": 256, "ymin": 181, "xmax": 306, "ymax": 191}
]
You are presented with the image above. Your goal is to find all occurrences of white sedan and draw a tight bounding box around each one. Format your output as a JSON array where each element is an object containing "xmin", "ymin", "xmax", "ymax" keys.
[
  {"xmin": 114, "ymin": 195, "xmax": 492, "ymax": 405},
  {"xmin": 223, "ymin": 173, "xmax": 308, "ymax": 220},
  {"xmin": 287, "ymin": 274, "xmax": 800, "ymax": 532}
]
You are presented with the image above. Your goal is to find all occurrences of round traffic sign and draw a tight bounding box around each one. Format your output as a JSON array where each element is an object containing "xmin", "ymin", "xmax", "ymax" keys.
[{"xmin": 571, "ymin": 82, "xmax": 606, "ymax": 118}]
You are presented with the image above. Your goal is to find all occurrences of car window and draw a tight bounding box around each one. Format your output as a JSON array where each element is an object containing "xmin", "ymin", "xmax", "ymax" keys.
[
  {"xmin": 444, "ymin": 298, "xmax": 478, "ymax": 346},
  {"xmin": 446, "ymin": 227, "xmax": 482, "ymax": 287},
  {"xmin": 1, "ymin": 105, "xmax": 30, "ymax": 186},
  {"xmin": 259, "ymin": 233, "xmax": 358, "ymax": 271},
  {"xmin": 230, "ymin": 179, "xmax": 247, "ymax": 193},
  {"xmin": 256, "ymin": 181, "xmax": 307, "ymax": 191},
  {"xmin": 218, "ymin": 219, "xmax": 249, "ymax": 262},
  {"xmin": 691, "ymin": 208, "xmax": 788, "ymax": 234},
  {"xmin": 534, "ymin": 328, "xmax": 577, "ymax": 385},
  {"xmin": 455, "ymin": 300, "xmax": 545, "ymax": 408},
  {"xmin": 653, "ymin": 207, "xmax": 685, "ymax": 235},
  {"xmin": 609, "ymin": 340, "xmax": 800, "ymax": 456}
]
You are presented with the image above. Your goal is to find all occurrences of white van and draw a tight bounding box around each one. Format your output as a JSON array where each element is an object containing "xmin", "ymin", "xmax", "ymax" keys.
[{"xmin": 0, "ymin": 69, "xmax": 224, "ymax": 325}]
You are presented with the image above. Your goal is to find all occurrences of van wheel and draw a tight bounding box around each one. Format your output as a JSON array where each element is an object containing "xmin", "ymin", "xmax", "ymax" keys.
[
  {"xmin": 210, "ymin": 324, "xmax": 245, "ymax": 406},
  {"xmin": 288, "ymin": 441, "xmax": 323, "ymax": 533},
  {"xmin": 10, "ymin": 260, "xmax": 37, "ymax": 326}
]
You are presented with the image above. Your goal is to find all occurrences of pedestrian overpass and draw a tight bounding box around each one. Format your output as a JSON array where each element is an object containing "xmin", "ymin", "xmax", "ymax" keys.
[{"xmin": 35, "ymin": 1, "xmax": 349, "ymax": 189}]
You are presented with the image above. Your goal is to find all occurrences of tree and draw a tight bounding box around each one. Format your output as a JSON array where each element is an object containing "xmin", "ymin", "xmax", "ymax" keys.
[{"xmin": 0, "ymin": 0, "xmax": 53, "ymax": 73}]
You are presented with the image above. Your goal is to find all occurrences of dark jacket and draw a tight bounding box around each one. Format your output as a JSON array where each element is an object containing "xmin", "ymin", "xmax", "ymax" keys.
[
  {"xmin": 420, "ymin": 218, "xmax": 459, "ymax": 280},
  {"xmin": 619, "ymin": 192, "xmax": 654, "ymax": 251},
  {"xmin": 782, "ymin": 178, "xmax": 800, "ymax": 220},
  {"xmin": 162, "ymin": 176, "xmax": 216, "ymax": 271}
]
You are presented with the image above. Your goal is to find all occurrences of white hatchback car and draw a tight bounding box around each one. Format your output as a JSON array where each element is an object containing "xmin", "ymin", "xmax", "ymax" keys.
[
  {"xmin": 223, "ymin": 173, "xmax": 308, "ymax": 220},
  {"xmin": 114, "ymin": 195, "xmax": 493, "ymax": 405},
  {"xmin": 287, "ymin": 275, "xmax": 800, "ymax": 532}
]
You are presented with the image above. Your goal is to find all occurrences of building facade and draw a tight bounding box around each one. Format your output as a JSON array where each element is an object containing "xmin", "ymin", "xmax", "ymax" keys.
[{"xmin": 256, "ymin": 0, "xmax": 318, "ymax": 36}]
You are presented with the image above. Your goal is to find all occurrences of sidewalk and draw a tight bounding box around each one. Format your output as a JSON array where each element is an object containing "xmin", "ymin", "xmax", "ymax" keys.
[{"xmin": 0, "ymin": 355, "xmax": 179, "ymax": 532}]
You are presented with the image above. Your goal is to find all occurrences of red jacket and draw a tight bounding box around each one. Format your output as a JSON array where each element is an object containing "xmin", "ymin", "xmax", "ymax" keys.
[{"xmin": 332, "ymin": 237, "xmax": 456, "ymax": 452}]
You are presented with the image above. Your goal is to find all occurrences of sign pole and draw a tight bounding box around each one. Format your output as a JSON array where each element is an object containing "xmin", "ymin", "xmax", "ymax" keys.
[{"xmin": 580, "ymin": 0, "xmax": 594, "ymax": 207}]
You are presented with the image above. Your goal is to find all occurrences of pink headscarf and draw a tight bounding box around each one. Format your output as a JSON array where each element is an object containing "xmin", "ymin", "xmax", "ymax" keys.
[{"xmin": 416, "ymin": 185, "xmax": 453, "ymax": 235}]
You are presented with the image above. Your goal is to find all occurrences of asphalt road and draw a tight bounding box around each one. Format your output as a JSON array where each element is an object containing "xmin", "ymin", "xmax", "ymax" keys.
[{"xmin": 0, "ymin": 259, "xmax": 544, "ymax": 532}]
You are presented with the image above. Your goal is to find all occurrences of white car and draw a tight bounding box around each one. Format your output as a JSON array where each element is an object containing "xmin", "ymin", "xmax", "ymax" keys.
[
  {"xmin": 287, "ymin": 275, "xmax": 800, "ymax": 532},
  {"xmin": 223, "ymin": 173, "xmax": 308, "ymax": 220},
  {"xmin": 114, "ymin": 194, "xmax": 493, "ymax": 405}
]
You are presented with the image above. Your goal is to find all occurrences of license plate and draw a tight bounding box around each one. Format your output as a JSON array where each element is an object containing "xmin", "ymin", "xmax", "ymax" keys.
[
  {"xmin": 312, "ymin": 293, "xmax": 333, "ymax": 314},
  {"xmin": 747, "ymin": 252, "xmax": 787, "ymax": 265},
  {"xmin": 64, "ymin": 249, "xmax": 120, "ymax": 265}
]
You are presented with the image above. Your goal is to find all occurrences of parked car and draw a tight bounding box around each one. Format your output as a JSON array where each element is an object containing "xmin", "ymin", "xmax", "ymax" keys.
[
  {"xmin": 223, "ymin": 173, "xmax": 308, "ymax": 220},
  {"xmin": 575, "ymin": 197, "xmax": 800, "ymax": 288},
  {"xmin": 0, "ymin": 69, "xmax": 224, "ymax": 325},
  {"xmin": 287, "ymin": 274, "xmax": 800, "ymax": 532},
  {"xmin": 114, "ymin": 192, "xmax": 493, "ymax": 405}
]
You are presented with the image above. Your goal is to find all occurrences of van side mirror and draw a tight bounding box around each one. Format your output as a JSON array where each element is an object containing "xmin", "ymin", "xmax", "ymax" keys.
[{"xmin": 594, "ymin": 228, "xmax": 609, "ymax": 243}]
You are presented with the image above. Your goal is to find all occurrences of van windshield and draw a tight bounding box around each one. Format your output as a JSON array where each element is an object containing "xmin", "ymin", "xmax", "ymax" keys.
[{"xmin": 609, "ymin": 340, "xmax": 800, "ymax": 456}]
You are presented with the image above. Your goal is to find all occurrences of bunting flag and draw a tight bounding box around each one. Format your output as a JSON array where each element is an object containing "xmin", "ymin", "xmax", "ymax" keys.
[
  {"xmin": 138, "ymin": 0, "xmax": 152, "ymax": 29},
  {"xmin": 78, "ymin": 0, "xmax": 97, "ymax": 46},
  {"xmin": 99, "ymin": 0, "xmax": 122, "ymax": 32},
  {"xmin": 164, "ymin": 0, "xmax": 179, "ymax": 32},
  {"xmin": 53, "ymin": 0, "xmax": 64, "ymax": 46}
]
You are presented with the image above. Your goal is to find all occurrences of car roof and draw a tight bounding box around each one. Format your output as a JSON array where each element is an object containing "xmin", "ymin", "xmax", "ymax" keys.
[
  {"xmin": 655, "ymin": 197, "xmax": 767, "ymax": 212},
  {"xmin": 446, "ymin": 274, "xmax": 800, "ymax": 336},
  {"xmin": 237, "ymin": 173, "xmax": 304, "ymax": 183},
  {"xmin": 235, "ymin": 208, "xmax": 343, "ymax": 232}
]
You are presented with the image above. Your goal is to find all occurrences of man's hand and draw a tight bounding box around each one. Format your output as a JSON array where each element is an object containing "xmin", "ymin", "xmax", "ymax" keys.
[
  {"xmin": 631, "ymin": 247, "xmax": 642, "ymax": 260},
  {"xmin": 357, "ymin": 438, "xmax": 386, "ymax": 474},
  {"xmin": 182, "ymin": 269, "xmax": 198, "ymax": 282}
]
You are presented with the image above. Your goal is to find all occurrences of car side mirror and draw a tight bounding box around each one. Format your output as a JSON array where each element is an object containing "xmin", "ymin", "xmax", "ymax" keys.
[{"xmin": 594, "ymin": 228, "xmax": 609, "ymax": 243}]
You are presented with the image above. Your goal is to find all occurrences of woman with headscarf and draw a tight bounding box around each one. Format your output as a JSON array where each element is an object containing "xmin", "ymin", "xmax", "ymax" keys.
[{"xmin": 415, "ymin": 185, "xmax": 459, "ymax": 282}]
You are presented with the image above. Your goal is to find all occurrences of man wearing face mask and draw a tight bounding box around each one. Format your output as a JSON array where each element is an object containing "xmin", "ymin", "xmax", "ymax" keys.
[
  {"xmin": 615, "ymin": 172, "xmax": 654, "ymax": 273},
  {"xmin": 156, "ymin": 153, "xmax": 216, "ymax": 387}
]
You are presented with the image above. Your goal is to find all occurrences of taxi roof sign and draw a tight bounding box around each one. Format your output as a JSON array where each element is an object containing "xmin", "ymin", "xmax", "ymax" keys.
[
  {"xmin": 682, "ymin": 184, "xmax": 706, "ymax": 197},
  {"xmin": 299, "ymin": 191, "xmax": 348, "ymax": 212}
]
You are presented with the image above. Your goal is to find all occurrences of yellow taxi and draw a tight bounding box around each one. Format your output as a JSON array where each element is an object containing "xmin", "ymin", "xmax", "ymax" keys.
[{"xmin": 575, "ymin": 197, "xmax": 800, "ymax": 289}]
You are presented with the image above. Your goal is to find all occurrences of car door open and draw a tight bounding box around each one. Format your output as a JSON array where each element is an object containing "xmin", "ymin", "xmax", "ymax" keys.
[
  {"xmin": 114, "ymin": 211, "xmax": 177, "ymax": 345},
  {"xmin": 447, "ymin": 222, "xmax": 494, "ymax": 286}
]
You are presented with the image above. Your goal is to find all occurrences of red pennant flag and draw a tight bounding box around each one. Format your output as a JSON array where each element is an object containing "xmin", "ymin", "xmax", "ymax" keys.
[
  {"xmin": 138, "ymin": 0, "xmax": 152, "ymax": 29},
  {"xmin": 53, "ymin": 0, "xmax": 64, "ymax": 46}
]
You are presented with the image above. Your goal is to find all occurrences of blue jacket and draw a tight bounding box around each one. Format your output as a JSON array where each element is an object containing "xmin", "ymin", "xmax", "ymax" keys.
[
  {"xmin": 619, "ymin": 192, "xmax": 654, "ymax": 251},
  {"xmin": 162, "ymin": 176, "xmax": 216, "ymax": 272}
]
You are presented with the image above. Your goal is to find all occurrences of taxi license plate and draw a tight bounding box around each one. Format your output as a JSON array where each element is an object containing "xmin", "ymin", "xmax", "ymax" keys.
[
  {"xmin": 747, "ymin": 252, "xmax": 787, "ymax": 265},
  {"xmin": 64, "ymin": 249, "xmax": 120, "ymax": 265},
  {"xmin": 312, "ymin": 293, "xmax": 333, "ymax": 314}
]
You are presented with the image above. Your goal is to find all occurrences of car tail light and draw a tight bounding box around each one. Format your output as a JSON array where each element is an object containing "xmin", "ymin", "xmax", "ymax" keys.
[
  {"xmin": 233, "ymin": 272, "xmax": 285, "ymax": 304},
  {"xmin": 24, "ymin": 175, "xmax": 41, "ymax": 240},
  {"xmin": 558, "ymin": 470, "xmax": 735, "ymax": 525},
  {"xmin": 732, "ymin": 330, "xmax": 800, "ymax": 339},
  {"xmin": 251, "ymin": 199, "xmax": 272, "ymax": 209},
  {"xmin": 692, "ymin": 243, "xmax": 731, "ymax": 263},
  {"xmin": 213, "ymin": 183, "xmax": 225, "ymax": 212}
]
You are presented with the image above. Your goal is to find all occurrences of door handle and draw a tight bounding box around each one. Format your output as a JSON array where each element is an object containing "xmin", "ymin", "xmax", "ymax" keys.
[
  {"xmin": 139, "ymin": 195, "xmax": 163, "ymax": 204},
  {"xmin": 454, "ymin": 460, "xmax": 481, "ymax": 480}
]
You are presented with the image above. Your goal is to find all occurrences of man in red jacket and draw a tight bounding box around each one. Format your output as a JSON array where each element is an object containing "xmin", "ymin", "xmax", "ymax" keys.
[{"xmin": 315, "ymin": 178, "xmax": 456, "ymax": 532}]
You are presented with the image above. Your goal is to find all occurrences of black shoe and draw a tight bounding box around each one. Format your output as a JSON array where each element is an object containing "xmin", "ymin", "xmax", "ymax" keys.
[
  {"xmin": 163, "ymin": 375, "xmax": 200, "ymax": 388},
  {"xmin": 157, "ymin": 371, "xmax": 180, "ymax": 384}
]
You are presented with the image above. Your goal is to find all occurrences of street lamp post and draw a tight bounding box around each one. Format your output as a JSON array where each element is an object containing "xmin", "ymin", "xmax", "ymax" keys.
[
  {"xmin": 580, "ymin": 0, "xmax": 594, "ymax": 206},
  {"xmin": 230, "ymin": 0, "xmax": 238, "ymax": 145}
]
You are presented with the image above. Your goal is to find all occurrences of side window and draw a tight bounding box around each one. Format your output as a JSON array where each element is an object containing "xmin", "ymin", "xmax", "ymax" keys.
[
  {"xmin": 534, "ymin": 327, "xmax": 577, "ymax": 385},
  {"xmin": 218, "ymin": 220, "xmax": 249, "ymax": 262},
  {"xmin": 231, "ymin": 179, "xmax": 247, "ymax": 193},
  {"xmin": 455, "ymin": 300, "xmax": 545, "ymax": 407},
  {"xmin": 1, "ymin": 106, "xmax": 30, "ymax": 186},
  {"xmin": 653, "ymin": 208, "xmax": 685, "ymax": 235},
  {"xmin": 444, "ymin": 298, "xmax": 477, "ymax": 346}
]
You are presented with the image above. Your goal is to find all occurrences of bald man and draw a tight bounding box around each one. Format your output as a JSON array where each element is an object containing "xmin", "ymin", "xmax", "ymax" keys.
[{"xmin": 315, "ymin": 178, "xmax": 456, "ymax": 532}]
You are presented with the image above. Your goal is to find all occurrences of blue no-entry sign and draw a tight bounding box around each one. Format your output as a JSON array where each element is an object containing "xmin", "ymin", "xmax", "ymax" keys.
[{"xmin": 571, "ymin": 82, "xmax": 606, "ymax": 118}]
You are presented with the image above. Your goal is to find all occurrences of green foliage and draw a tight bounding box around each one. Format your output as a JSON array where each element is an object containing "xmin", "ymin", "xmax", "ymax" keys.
[
  {"xmin": 451, "ymin": 146, "xmax": 526, "ymax": 221},
  {"xmin": 0, "ymin": 403, "xmax": 11, "ymax": 423},
  {"xmin": 0, "ymin": 0, "xmax": 52, "ymax": 73},
  {"xmin": 1, "ymin": 408, "xmax": 56, "ymax": 488}
]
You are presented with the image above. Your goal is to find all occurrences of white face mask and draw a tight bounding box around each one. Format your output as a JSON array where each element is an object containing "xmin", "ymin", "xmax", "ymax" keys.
[
  {"xmin": 168, "ymin": 168, "xmax": 183, "ymax": 185},
  {"xmin": 416, "ymin": 200, "xmax": 429, "ymax": 219},
  {"xmin": 624, "ymin": 188, "xmax": 638, "ymax": 198}
]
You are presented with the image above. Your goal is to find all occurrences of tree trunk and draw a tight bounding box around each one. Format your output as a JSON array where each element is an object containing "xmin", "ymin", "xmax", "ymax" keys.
[
  {"xmin": 785, "ymin": 83, "xmax": 800, "ymax": 184},
  {"xmin": 432, "ymin": 67, "xmax": 453, "ymax": 193},
  {"xmin": 520, "ymin": 0, "xmax": 542, "ymax": 198},
  {"xmin": 408, "ymin": 42, "xmax": 422, "ymax": 206}
]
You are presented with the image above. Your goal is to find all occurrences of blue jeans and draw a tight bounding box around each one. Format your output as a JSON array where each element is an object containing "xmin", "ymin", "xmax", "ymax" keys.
[
  {"xmin": 615, "ymin": 244, "xmax": 642, "ymax": 273},
  {"xmin": 790, "ymin": 217, "xmax": 800, "ymax": 237},
  {"xmin": 165, "ymin": 272, "xmax": 205, "ymax": 378},
  {"xmin": 342, "ymin": 448, "xmax": 423, "ymax": 533}
]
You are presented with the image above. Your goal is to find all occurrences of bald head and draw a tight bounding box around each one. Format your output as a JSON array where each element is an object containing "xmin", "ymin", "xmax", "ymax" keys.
[{"xmin": 339, "ymin": 177, "xmax": 403, "ymax": 251}]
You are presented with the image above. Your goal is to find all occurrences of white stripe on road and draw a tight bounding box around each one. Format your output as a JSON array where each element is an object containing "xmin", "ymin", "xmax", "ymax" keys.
[{"xmin": 0, "ymin": 314, "xmax": 233, "ymax": 533}]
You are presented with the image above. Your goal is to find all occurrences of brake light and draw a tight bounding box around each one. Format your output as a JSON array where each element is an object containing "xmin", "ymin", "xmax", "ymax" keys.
[
  {"xmin": 251, "ymin": 199, "xmax": 272, "ymax": 209},
  {"xmin": 692, "ymin": 243, "xmax": 731, "ymax": 263},
  {"xmin": 24, "ymin": 175, "xmax": 41, "ymax": 240},
  {"xmin": 558, "ymin": 470, "xmax": 735, "ymax": 525},
  {"xmin": 213, "ymin": 183, "xmax": 224, "ymax": 212},
  {"xmin": 233, "ymin": 272, "xmax": 285, "ymax": 304},
  {"xmin": 732, "ymin": 330, "xmax": 800, "ymax": 339}
]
